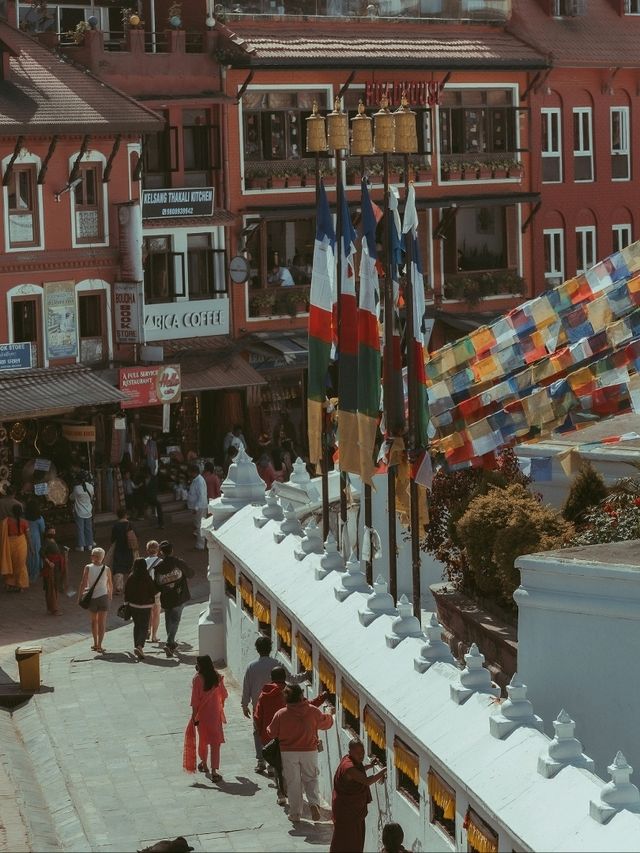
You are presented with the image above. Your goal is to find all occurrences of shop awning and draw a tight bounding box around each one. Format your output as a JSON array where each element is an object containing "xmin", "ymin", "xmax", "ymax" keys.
[
  {"xmin": 430, "ymin": 309, "xmax": 503, "ymax": 333},
  {"xmin": 180, "ymin": 353, "xmax": 266, "ymax": 392},
  {"xmin": 0, "ymin": 365, "xmax": 128, "ymax": 421},
  {"xmin": 243, "ymin": 332, "xmax": 309, "ymax": 372}
]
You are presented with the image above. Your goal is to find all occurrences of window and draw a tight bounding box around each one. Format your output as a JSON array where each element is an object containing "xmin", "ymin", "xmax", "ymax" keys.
[
  {"xmin": 439, "ymin": 88, "xmax": 517, "ymax": 158},
  {"xmin": 394, "ymin": 738, "xmax": 420, "ymax": 807},
  {"xmin": 465, "ymin": 809, "xmax": 498, "ymax": 853},
  {"xmin": 142, "ymin": 111, "xmax": 177, "ymax": 189},
  {"xmin": 363, "ymin": 706, "xmax": 386, "ymax": 766},
  {"xmin": 11, "ymin": 297, "xmax": 41, "ymax": 366},
  {"xmin": 276, "ymin": 610, "xmax": 292, "ymax": 658},
  {"xmin": 254, "ymin": 591, "xmax": 271, "ymax": 636},
  {"xmin": 78, "ymin": 292, "xmax": 105, "ymax": 364},
  {"xmin": 243, "ymin": 89, "xmax": 326, "ymax": 162},
  {"xmin": 318, "ymin": 655, "xmax": 336, "ymax": 707},
  {"xmin": 611, "ymin": 107, "xmax": 630, "ymax": 181},
  {"xmin": 74, "ymin": 164, "xmax": 104, "ymax": 243},
  {"xmin": 543, "ymin": 229, "xmax": 564, "ymax": 288},
  {"xmin": 613, "ymin": 224, "xmax": 632, "ymax": 254},
  {"xmin": 626, "ymin": 0, "xmax": 640, "ymax": 13},
  {"xmin": 428, "ymin": 768, "xmax": 456, "ymax": 840},
  {"xmin": 541, "ymin": 108, "xmax": 562, "ymax": 183},
  {"xmin": 553, "ymin": 0, "xmax": 585, "ymax": 15},
  {"xmin": 7, "ymin": 165, "xmax": 39, "ymax": 247},
  {"xmin": 187, "ymin": 233, "xmax": 226, "ymax": 299},
  {"xmin": 245, "ymin": 217, "xmax": 315, "ymax": 291},
  {"xmin": 341, "ymin": 681, "xmax": 360, "ymax": 736},
  {"xmin": 573, "ymin": 108, "xmax": 593, "ymax": 181},
  {"xmin": 576, "ymin": 226, "xmax": 596, "ymax": 274},
  {"xmin": 239, "ymin": 574, "xmax": 254, "ymax": 617},
  {"xmin": 223, "ymin": 557, "xmax": 236, "ymax": 600},
  {"xmin": 183, "ymin": 109, "xmax": 217, "ymax": 187},
  {"xmin": 294, "ymin": 632, "xmax": 312, "ymax": 674},
  {"xmin": 143, "ymin": 236, "xmax": 185, "ymax": 304}
]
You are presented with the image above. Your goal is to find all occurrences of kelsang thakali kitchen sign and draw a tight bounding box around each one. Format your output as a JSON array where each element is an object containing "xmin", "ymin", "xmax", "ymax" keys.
[{"xmin": 142, "ymin": 187, "xmax": 214, "ymax": 219}]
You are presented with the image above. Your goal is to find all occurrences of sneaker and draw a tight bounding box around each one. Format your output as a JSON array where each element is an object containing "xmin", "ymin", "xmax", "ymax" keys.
[
  {"xmin": 309, "ymin": 804, "xmax": 321, "ymax": 821},
  {"xmin": 134, "ymin": 647, "xmax": 145, "ymax": 660},
  {"xmin": 277, "ymin": 795, "xmax": 287, "ymax": 806},
  {"xmin": 165, "ymin": 644, "xmax": 174, "ymax": 658},
  {"xmin": 255, "ymin": 760, "xmax": 267, "ymax": 773},
  {"xmin": 266, "ymin": 766, "xmax": 275, "ymax": 777}
]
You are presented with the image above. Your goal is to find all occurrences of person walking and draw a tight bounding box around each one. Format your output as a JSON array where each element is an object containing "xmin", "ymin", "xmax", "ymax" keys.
[
  {"xmin": 124, "ymin": 557, "xmax": 157, "ymax": 660},
  {"xmin": 190, "ymin": 655, "xmax": 228, "ymax": 781},
  {"xmin": 41, "ymin": 526, "xmax": 63, "ymax": 615},
  {"xmin": 24, "ymin": 499, "xmax": 45, "ymax": 583},
  {"xmin": 143, "ymin": 472, "xmax": 164, "ymax": 530},
  {"xmin": 186, "ymin": 464, "xmax": 208, "ymax": 551},
  {"xmin": 203, "ymin": 462, "xmax": 221, "ymax": 504},
  {"xmin": 241, "ymin": 636, "xmax": 310, "ymax": 773},
  {"xmin": 330, "ymin": 737, "xmax": 387, "ymax": 853},
  {"xmin": 266, "ymin": 684, "xmax": 334, "ymax": 823},
  {"xmin": 144, "ymin": 540, "xmax": 162, "ymax": 643},
  {"xmin": 71, "ymin": 473, "xmax": 94, "ymax": 552},
  {"xmin": 3, "ymin": 504, "xmax": 31, "ymax": 592},
  {"xmin": 110, "ymin": 507, "xmax": 136, "ymax": 595},
  {"xmin": 154, "ymin": 540, "xmax": 194, "ymax": 657},
  {"xmin": 77, "ymin": 547, "xmax": 112, "ymax": 653}
]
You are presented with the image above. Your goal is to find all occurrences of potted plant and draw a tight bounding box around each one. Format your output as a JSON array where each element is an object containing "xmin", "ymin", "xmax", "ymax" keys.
[
  {"xmin": 288, "ymin": 287, "xmax": 309, "ymax": 315},
  {"xmin": 285, "ymin": 164, "xmax": 303, "ymax": 189},
  {"xmin": 269, "ymin": 165, "xmax": 287, "ymax": 190},
  {"xmin": 507, "ymin": 160, "xmax": 524, "ymax": 180},
  {"xmin": 250, "ymin": 290, "xmax": 276, "ymax": 317},
  {"xmin": 441, "ymin": 159, "xmax": 462, "ymax": 181},
  {"xmin": 491, "ymin": 159, "xmax": 510, "ymax": 180},
  {"xmin": 245, "ymin": 166, "xmax": 267, "ymax": 190},
  {"xmin": 67, "ymin": 19, "xmax": 91, "ymax": 44},
  {"xmin": 388, "ymin": 160, "xmax": 402, "ymax": 184},
  {"xmin": 461, "ymin": 161, "xmax": 477, "ymax": 181},
  {"xmin": 321, "ymin": 165, "xmax": 337, "ymax": 187}
]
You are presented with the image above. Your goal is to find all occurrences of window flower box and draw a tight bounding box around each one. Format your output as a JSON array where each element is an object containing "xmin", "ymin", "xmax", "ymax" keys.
[
  {"xmin": 250, "ymin": 290, "xmax": 276, "ymax": 317},
  {"xmin": 441, "ymin": 160, "xmax": 463, "ymax": 181}
]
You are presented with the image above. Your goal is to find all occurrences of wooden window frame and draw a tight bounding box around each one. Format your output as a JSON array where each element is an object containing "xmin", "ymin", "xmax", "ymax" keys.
[
  {"xmin": 254, "ymin": 590, "xmax": 271, "ymax": 635},
  {"xmin": 428, "ymin": 768, "xmax": 456, "ymax": 840},
  {"xmin": 223, "ymin": 557, "xmax": 237, "ymax": 600},
  {"xmin": 395, "ymin": 737, "xmax": 420, "ymax": 808},
  {"xmin": 276, "ymin": 609, "xmax": 292, "ymax": 658},
  {"xmin": 238, "ymin": 573, "xmax": 254, "ymax": 618},
  {"xmin": 295, "ymin": 632, "xmax": 312, "ymax": 678},
  {"xmin": 466, "ymin": 808, "xmax": 498, "ymax": 853},
  {"xmin": 363, "ymin": 705, "xmax": 387, "ymax": 766},
  {"xmin": 7, "ymin": 164, "xmax": 39, "ymax": 248},
  {"xmin": 73, "ymin": 163, "xmax": 104, "ymax": 244},
  {"xmin": 78, "ymin": 291, "xmax": 106, "ymax": 364},
  {"xmin": 11, "ymin": 294, "xmax": 43, "ymax": 367},
  {"xmin": 318, "ymin": 655, "xmax": 336, "ymax": 707},
  {"xmin": 341, "ymin": 680, "xmax": 360, "ymax": 737}
]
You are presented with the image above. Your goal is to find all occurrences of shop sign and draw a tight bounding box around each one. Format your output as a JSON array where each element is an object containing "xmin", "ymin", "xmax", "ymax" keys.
[
  {"xmin": 34, "ymin": 483, "xmax": 48, "ymax": 496},
  {"xmin": 144, "ymin": 298, "xmax": 229, "ymax": 341},
  {"xmin": 142, "ymin": 187, "xmax": 214, "ymax": 220},
  {"xmin": 34, "ymin": 458, "xmax": 51, "ymax": 472},
  {"xmin": 364, "ymin": 80, "xmax": 441, "ymax": 107},
  {"xmin": 119, "ymin": 364, "xmax": 181, "ymax": 409},
  {"xmin": 44, "ymin": 280, "xmax": 77, "ymax": 359},
  {"xmin": 114, "ymin": 282, "xmax": 145, "ymax": 345},
  {"xmin": 0, "ymin": 342, "xmax": 31, "ymax": 371},
  {"xmin": 62, "ymin": 425, "xmax": 96, "ymax": 442}
]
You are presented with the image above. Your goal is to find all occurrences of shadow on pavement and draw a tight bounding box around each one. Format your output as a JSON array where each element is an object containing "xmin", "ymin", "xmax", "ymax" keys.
[
  {"xmin": 211, "ymin": 775, "xmax": 260, "ymax": 797},
  {"xmin": 288, "ymin": 821, "xmax": 333, "ymax": 845},
  {"xmin": 142, "ymin": 656, "xmax": 180, "ymax": 668}
]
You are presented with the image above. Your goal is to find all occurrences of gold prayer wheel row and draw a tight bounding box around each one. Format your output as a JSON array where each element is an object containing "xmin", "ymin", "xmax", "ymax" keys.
[{"xmin": 305, "ymin": 93, "xmax": 418, "ymax": 156}]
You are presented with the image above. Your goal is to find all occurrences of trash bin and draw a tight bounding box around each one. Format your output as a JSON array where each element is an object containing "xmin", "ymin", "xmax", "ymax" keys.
[{"xmin": 15, "ymin": 645, "xmax": 42, "ymax": 691}]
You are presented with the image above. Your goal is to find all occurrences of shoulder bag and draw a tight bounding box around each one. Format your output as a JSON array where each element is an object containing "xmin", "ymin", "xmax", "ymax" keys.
[
  {"xmin": 79, "ymin": 565, "xmax": 106, "ymax": 610},
  {"xmin": 262, "ymin": 737, "xmax": 281, "ymax": 769},
  {"xmin": 117, "ymin": 602, "xmax": 132, "ymax": 621}
]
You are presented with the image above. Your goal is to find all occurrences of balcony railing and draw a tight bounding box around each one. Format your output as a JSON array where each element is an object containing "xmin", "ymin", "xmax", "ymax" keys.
[
  {"xmin": 443, "ymin": 269, "xmax": 525, "ymax": 304},
  {"xmin": 220, "ymin": 0, "xmax": 511, "ymax": 23}
]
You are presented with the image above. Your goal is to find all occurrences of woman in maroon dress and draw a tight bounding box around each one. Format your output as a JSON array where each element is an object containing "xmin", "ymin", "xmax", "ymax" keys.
[{"xmin": 330, "ymin": 738, "xmax": 387, "ymax": 853}]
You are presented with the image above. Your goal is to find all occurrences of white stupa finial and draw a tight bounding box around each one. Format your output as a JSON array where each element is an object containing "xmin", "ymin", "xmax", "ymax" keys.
[
  {"xmin": 414, "ymin": 612, "xmax": 455, "ymax": 672},
  {"xmin": 316, "ymin": 531, "xmax": 345, "ymax": 580},
  {"xmin": 538, "ymin": 709, "xmax": 594, "ymax": 778},
  {"xmin": 335, "ymin": 549, "xmax": 369, "ymax": 602},
  {"xmin": 489, "ymin": 672, "xmax": 543, "ymax": 739},
  {"xmin": 590, "ymin": 752, "xmax": 640, "ymax": 823},
  {"xmin": 359, "ymin": 574, "xmax": 397, "ymax": 626},
  {"xmin": 273, "ymin": 502, "xmax": 303, "ymax": 543},
  {"xmin": 450, "ymin": 643, "xmax": 500, "ymax": 705},
  {"xmin": 385, "ymin": 594, "xmax": 424, "ymax": 648},
  {"xmin": 294, "ymin": 516, "xmax": 324, "ymax": 560}
]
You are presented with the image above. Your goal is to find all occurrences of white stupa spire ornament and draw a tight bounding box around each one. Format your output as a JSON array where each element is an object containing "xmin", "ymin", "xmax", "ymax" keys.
[
  {"xmin": 273, "ymin": 502, "xmax": 303, "ymax": 543},
  {"xmin": 335, "ymin": 549, "xmax": 369, "ymax": 602},
  {"xmin": 206, "ymin": 447, "xmax": 266, "ymax": 530},
  {"xmin": 254, "ymin": 488, "xmax": 284, "ymax": 528},
  {"xmin": 537, "ymin": 709, "xmax": 594, "ymax": 778},
  {"xmin": 290, "ymin": 457, "xmax": 312, "ymax": 486},
  {"xmin": 294, "ymin": 517, "xmax": 324, "ymax": 560},
  {"xmin": 590, "ymin": 752, "xmax": 640, "ymax": 823},
  {"xmin": 359, "ymin": 575, "xmax": 397, "ymax": 626},
  {"xmin": 315, "ymin": 532, "xmax": 345, "ymax": 580},
  {"xmin": 450, "ymin": 643, "xmax": 500, "ymax": 705},
  {"xmin": 385, "ymin": 594, "xmax": 424, "ymax": 648},
  {"xmin": 489, "ymin": 673, "xmax": 543, "ymax": 739},
  {"xmin": 414, "ymin": 612, "xmax": 455, "ymax": 672}
]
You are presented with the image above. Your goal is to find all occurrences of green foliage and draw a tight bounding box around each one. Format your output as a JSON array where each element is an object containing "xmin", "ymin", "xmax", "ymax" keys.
[
  {"xmin": 569, "ymin": 477, "xmax": 640, "ymax": 546},
  {"xmin": 562, "ymin": 462, "xmax": 608, "ymax": 524},
  {"xmin": 457, "ymin": 484, "xmax": 573, "ymax": 607}
]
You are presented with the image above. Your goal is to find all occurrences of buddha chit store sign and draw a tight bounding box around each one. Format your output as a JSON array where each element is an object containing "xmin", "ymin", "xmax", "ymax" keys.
[{"xmin": 119, "ymin": 364, "xmax": 181, "ymax": 409}]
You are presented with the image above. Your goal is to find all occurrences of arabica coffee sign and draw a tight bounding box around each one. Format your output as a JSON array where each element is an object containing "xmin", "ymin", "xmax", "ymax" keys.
[
  {"xmin": 142, "ymin": 187, "xmax": 214, "ymax": 219},
  {"xmin": 144, "ymin": 299, "xmax": 230, "ymax": 341},
  {"xmin": 119, "ymin": 364, "xmax": 181, "ymax": 409}
]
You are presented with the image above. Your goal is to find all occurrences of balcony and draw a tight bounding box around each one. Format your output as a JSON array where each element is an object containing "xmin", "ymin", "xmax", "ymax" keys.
[
  {"xmin": 440, "ymin": 157, "xmax": 523, "ymax": 183},
  {"xmin": 443, "ymin": 269, "xmax": 524, "ymax": 304},
  {"xmin": 220, "ymin": 0, "xmax": 511, "ymax": 23}
]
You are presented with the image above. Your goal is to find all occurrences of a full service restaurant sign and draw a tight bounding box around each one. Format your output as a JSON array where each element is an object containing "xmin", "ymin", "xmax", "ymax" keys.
[{"xmin": 119, "ymin": 364, "xmax": 181, "ymax": 409}]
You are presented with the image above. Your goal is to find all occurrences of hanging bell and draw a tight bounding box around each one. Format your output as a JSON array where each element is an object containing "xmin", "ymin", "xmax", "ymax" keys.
[
  {"xmin": 373, "ymin": 93, "xmax": 395, "ymax": 154},
  {"xmin": 326, "ymin": 96, "xmax": 349, "ymax": 151},
  {"xmin": 350, "ymin": 100, "xmax": 373, "ymax": 156},
  {"xmin": 394, "ymin": 92, "xmax": 418, "ymax": 155},
  {"xmin": 305, "ymin": 100, "xmax": 327, "ymax": 153}
]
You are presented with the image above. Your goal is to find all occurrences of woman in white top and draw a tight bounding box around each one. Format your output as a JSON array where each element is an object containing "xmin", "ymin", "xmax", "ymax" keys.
[{"xmin": 77, "ymin": 547, "xmax": 113, "ymax": 654}]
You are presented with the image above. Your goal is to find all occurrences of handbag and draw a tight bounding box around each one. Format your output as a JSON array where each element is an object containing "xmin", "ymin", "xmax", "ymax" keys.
[
  {"xmin": 79, "ymin": 565, "xmax": 105, "ymax": 609},
  {"xmin": 262, "ymin": 737, "xmax": 281, "ymax": 768},
  {"xmin": 117, "ymin": 602, "xmax": 132, "ymax": 620}
]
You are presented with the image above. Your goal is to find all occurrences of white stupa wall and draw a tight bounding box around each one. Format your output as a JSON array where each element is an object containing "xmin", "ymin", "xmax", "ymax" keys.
[{"xmin": 516, "ymin": 542, "xmax": 640, "ymax": 776}]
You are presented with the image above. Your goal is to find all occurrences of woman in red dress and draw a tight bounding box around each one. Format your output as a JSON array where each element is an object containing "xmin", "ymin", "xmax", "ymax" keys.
[{"xmin": 190, "ymin": 655, "xmax": 228, "ymax": 782}]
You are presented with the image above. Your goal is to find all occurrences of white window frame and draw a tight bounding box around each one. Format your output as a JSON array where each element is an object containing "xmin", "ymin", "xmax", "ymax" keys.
[
  {"xmin": 573, "ymin": 107, "xmax": 594, "ymax": 182},
  {"xmin": 69, "ymin": 150, "xmax": 109, "ymax": 249},
  {"xmin": 610, "ymin": 107, "xmax": 630, "ymax": 181},
  {"xmin": 624, "ymin": 0, "xmax": 640, "ymax": 14},
  {"xmin": 576, "ymin": 225, "xmax": 597, "ymax": 274},
  {"xmin": 543, "ymin": 229, "xmax": 564, "ymax": 287},
  {"xmin": 612, "ymin": 224, "xmax": 632, "ymax": 254},
  {"xmin": 2, "ymin": 149, "xmax": 45, "ymax": 253},
  {"xmin": 541, "ymin": 108, "xmax": 562, "ymax": 183}
]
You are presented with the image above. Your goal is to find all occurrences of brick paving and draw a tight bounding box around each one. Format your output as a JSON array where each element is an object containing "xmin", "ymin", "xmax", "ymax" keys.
[{"xmin": 0, "ymin": 511, "xmax": 333, "ymax": 853}]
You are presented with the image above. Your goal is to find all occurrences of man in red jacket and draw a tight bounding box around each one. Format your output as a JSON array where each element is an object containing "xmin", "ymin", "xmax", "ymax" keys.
[{"xmin": 266, "ymin": 683, "xmax": 334, "ymax": 823}]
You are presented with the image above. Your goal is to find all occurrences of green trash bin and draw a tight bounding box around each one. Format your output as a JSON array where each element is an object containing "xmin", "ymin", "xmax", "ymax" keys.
[{"xmin": 15, "ymin": 645, "xmax": 42, "ymax": 691}]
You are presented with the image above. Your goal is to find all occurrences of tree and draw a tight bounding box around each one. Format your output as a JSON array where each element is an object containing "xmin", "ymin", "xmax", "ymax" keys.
[{"xmin": 562, "ymin": 462, "xmax": 608, "ymax": 524}]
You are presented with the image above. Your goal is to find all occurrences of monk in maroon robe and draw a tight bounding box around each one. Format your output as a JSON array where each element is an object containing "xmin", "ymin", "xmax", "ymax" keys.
[{"xmin": 330, "ymin": 738, "xmax": 387, "ymax": 853}]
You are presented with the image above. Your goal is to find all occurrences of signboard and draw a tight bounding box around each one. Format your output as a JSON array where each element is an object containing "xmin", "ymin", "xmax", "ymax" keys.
[
  {"xmin": 119, "ymin": 364, "xmax": 181, "ymax": 409},
  {"xmin": 114, "ymin": 281, "xmax": 145, "ymax": 345},
  {"xmin": 34, "ymin": 483, "xmax": 49, "ymax": 496},
  {"xmin": 144, "ymin": 298, "xmax": 229, "ymax": 341},
  {"xmin": 0, "ymin": 342, "xmax": 31, "ymax": 371},
  {"xmin": 34, "ymin": 458, "xmax": 51, "ymax": 472},
  {"xmin": 44, "ymin": 280, "xmax": 77, "ymax": 359},
  {"xmin": 62, "ymin": 424, "xmax": 97, "ymax": 443},
  {"xmin": 364, "ymin": 80, "xmax": 441, "ymax": 107},
  {"xmin": 142, "ymin": 187, "xmax": 214, "ymax": 220}
]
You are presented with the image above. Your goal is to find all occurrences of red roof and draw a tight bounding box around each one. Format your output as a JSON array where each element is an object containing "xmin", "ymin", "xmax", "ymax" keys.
[
  {"xmin": 0, "ymin": 22, "xmax": 163, "ymax": 135},
  {"xmin": 217, "ymin": 19, "xmax": 547, "ymax": 69},
  {"xmin": 509, "ymin": 0, "xmax": 640, "ymax": 67}
]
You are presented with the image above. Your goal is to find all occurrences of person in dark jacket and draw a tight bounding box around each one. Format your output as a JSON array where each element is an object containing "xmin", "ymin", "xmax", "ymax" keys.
[
  {"xmin": 154, "ymin": 540, "xmax": 194, "ymax": 657},
  {"xmin": 124, "ymin": 557, "xmax": 158, "ymax": 660},
  {"xmin": 143, "ymin": 472, "xmax": 164, "ymax": 529}
]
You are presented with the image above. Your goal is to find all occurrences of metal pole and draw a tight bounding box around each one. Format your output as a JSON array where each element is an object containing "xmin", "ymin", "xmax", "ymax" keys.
[
  {"xmin": 383, "ymin": 152, "xmax": 398, "ymax": 603},
  {"xmin": 364, "ymin": 483, "xmax": 373, "ymax": 585},
  {"xmin": 335, "ymin": 148, "xmax": 348, "ymax": 548},
  {"xmin": 404, "ymin": 154, "xmax": 422, "ymax": 619},
  {"xmin": 316, "ymin": 152, "xmax": 330, "ymax": 541}
]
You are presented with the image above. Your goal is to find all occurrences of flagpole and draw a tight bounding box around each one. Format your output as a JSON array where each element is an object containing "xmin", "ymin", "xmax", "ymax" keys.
[
  {"xmin": 315, "ymin": 151, "xmax": 331, "ymax": 540},
  {"xmin": 335, "ymin": 149, "xmax": 349, "ymax": 550}
]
